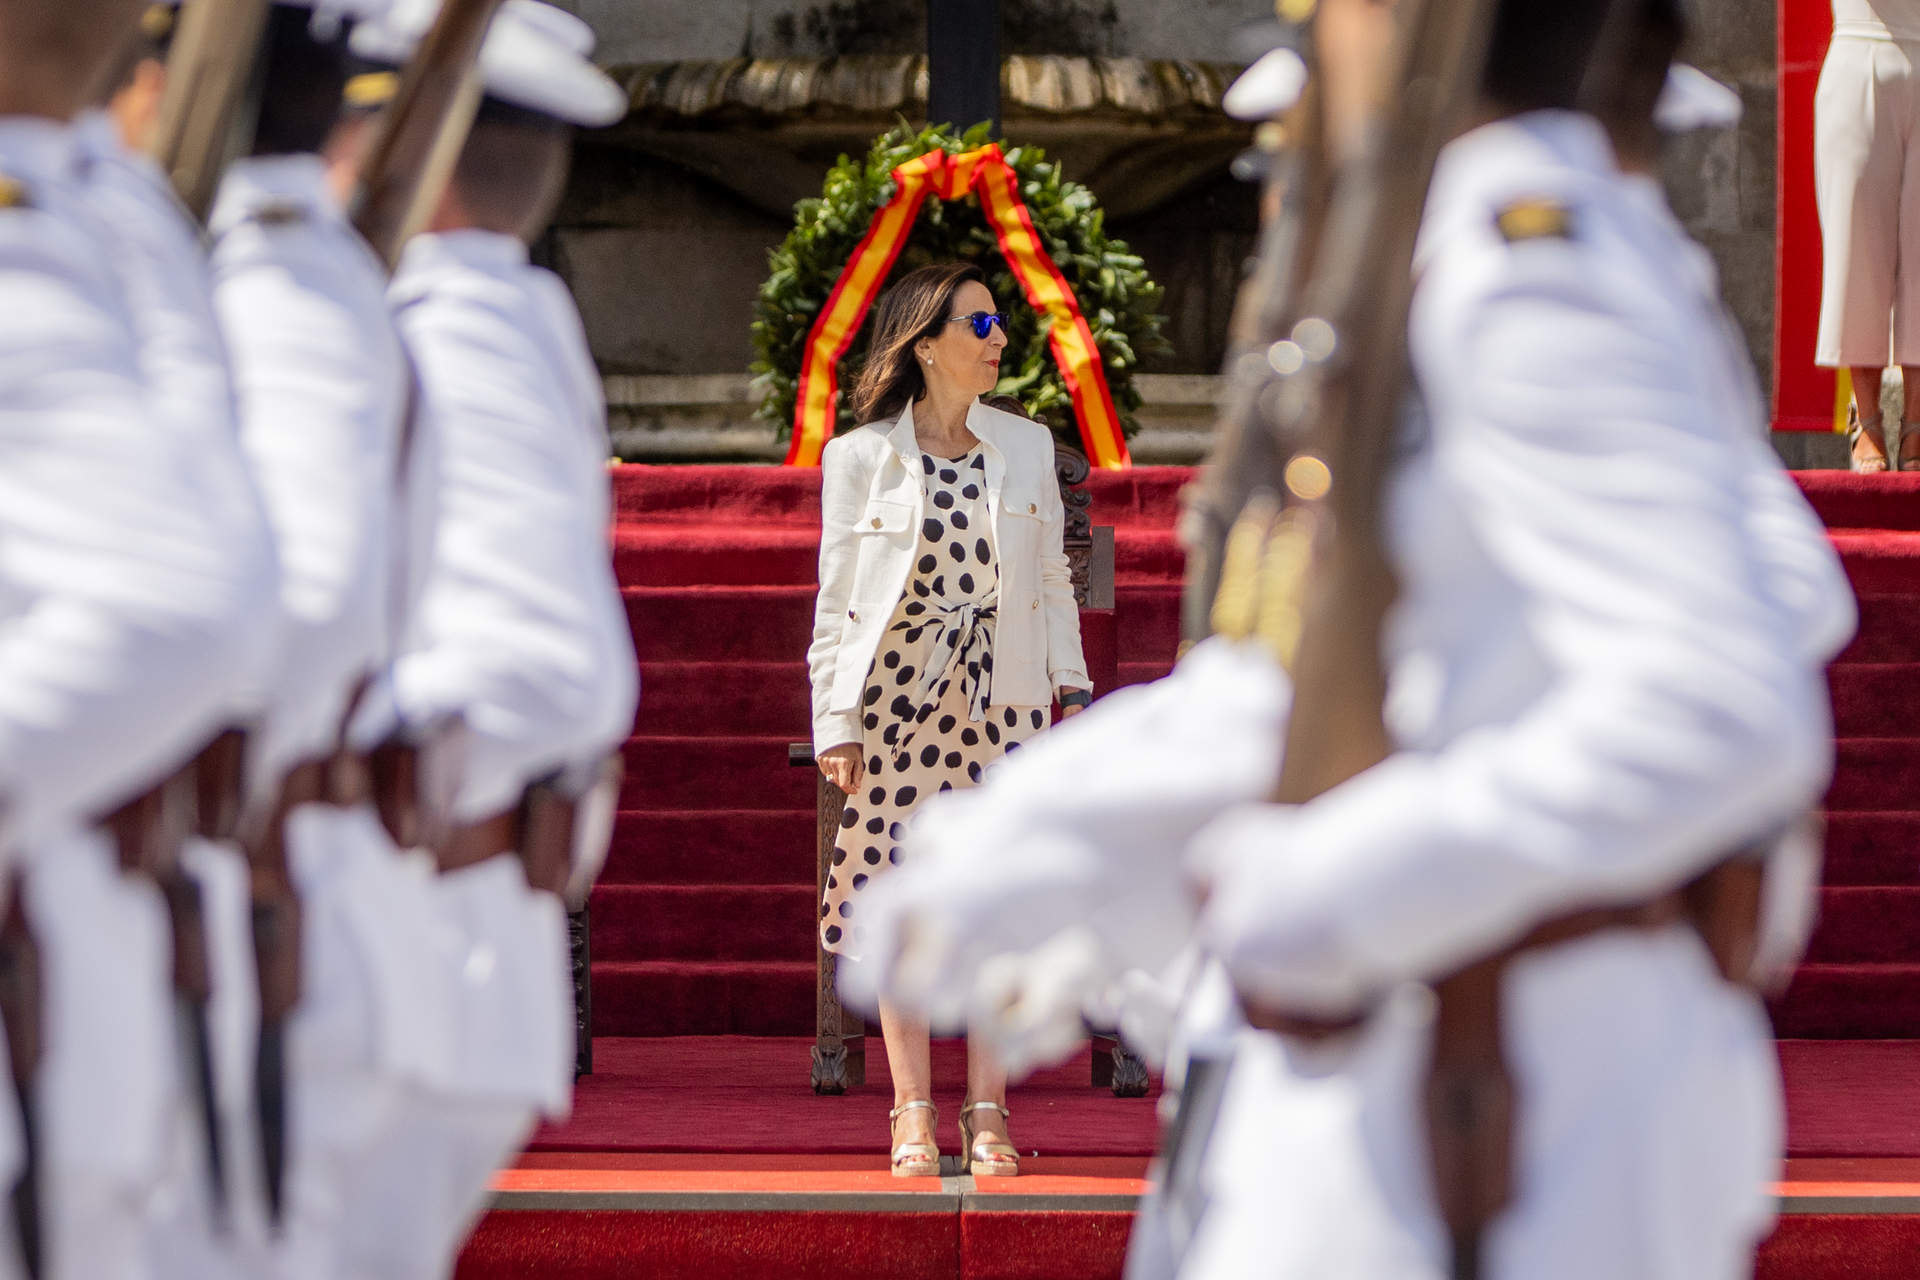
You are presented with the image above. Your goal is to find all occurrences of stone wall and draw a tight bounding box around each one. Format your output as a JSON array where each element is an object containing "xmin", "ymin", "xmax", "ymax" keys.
[
  {"xmin": 561, "ymin": 0, "xmax": 1272, "ymax": 65},
  {"xmin": 1665, "ymin": 0, "xmax": 1778, "ymax": 395},
  {"xmin": 549, "ymin": 0, "xmax": 1787, "ymax": 461}
]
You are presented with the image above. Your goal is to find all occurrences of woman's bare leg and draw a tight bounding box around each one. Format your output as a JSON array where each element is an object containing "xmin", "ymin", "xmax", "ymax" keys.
[{"xmin": 881, "ymin": 1000, "xmax": 935, "ymax": 1150}]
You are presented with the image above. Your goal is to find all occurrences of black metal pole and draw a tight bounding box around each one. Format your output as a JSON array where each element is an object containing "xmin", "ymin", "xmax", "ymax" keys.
[{"xmin": 927, "ymin": 0, "xmax": 1001, "ymax": 137}]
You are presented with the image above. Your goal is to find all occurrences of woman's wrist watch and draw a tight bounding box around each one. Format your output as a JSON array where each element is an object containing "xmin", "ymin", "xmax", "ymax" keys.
[{"xmin": 1058, "ymin": 688, "xmax": 1092, "ymax": 710}]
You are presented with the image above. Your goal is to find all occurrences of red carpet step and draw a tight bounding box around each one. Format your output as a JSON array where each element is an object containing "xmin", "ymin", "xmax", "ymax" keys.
[
  {"xmin": 531, "ymin": 1038, "xmax": 1160, "ymax": 1156},
  {"xmin": 602, "ymin": 465, "xmax": 1920, "ymax": 1052},
  {"xmin": 444, "ymin": 1208, "xmax": 1920, "ymax": 1280}
]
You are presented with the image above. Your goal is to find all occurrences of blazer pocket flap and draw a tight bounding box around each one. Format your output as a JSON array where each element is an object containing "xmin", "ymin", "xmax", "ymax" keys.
[
  {"xmin": 1002, "ymin": 491, "xmax": 1046, "ymax": 519},
  {"xmin": 855, "ymin": 500, "xmax": 914, "ymax": 534}
]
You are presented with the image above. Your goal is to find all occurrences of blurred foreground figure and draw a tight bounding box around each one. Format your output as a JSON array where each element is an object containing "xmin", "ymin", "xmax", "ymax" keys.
[
  {"xmin": 0, "ymin": 2, "xmax": 276, "ymax": 1278},
  {"xmin": 329, "ymin": 2, "xmax": 636, "ymax": 1274},
  {"xmin": 197, "ymin": 5, "xmax": 474, "ymax": 1278},
  {"xmin": 850, "ymin": 1, "xmax": 1856, "ymax": 1278},
  {"xmin": 84, "ymin": 11, "xmax": 291, "ymax": 1280}
]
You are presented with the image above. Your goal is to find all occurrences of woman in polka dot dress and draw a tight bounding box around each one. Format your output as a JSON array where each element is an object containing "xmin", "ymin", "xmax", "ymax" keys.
[{"xmin": 806, "ymin": 264, "xmax": 1090, "ymax": 1180}]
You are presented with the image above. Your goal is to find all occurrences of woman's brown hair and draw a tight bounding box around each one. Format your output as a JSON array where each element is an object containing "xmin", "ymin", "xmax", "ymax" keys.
[{"xmin": 848, "ymin": 262, "xmax": 987, "ymax": 426}]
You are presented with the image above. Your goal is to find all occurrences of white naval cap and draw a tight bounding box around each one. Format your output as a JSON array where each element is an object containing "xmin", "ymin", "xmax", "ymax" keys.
[
  {"xmin": 1654, "ymin": 64, "xmax": 1742, "ymax": 133},
  {"xmin": 350, "ymin": 0, "xmax": 626, "ymax": 127},
  {"xmin": 1223, "ymin": 46, "xmax": 1308, "ymax": 122}
]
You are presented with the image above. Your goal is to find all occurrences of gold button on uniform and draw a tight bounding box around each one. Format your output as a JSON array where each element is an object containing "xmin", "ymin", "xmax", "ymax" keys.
[
  {"xmin": 1030, "ymin": 600, "xmax": 1039, "ymax": 610},
  {"xmin": 870, "ymin": 518, "xmax": 882, "ymax": 528},
  {"xmin": 1027, "ymin": 503, "xmax": 1037, "ymax": 514}
]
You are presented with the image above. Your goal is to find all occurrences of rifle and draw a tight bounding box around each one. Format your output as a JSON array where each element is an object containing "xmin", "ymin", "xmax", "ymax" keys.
[
  {"xmin": 145, "ymin": 2, "xmax": 274, "ymax": 1226},
  {"xmin": 103, "ymin": 761, "xmax": 233, "ymax": 1232},
  {"xmin": 1196, "ymin": 0, "xmax": 1500, "ymax": 1275},
  {"xmin": 348, "ymin": 0, "xmax": 508, "ymax": 267},
  {"xmin": 147, "ymin": 0, "xmax": 272, "ymax": 221},
  {"xmin": 1179, "ymin": 74, "xmax": 1328, "ymax": 648},
  {"xmin": 0, "ymin": 879, "xmax": 41, "ymax": 1280}
]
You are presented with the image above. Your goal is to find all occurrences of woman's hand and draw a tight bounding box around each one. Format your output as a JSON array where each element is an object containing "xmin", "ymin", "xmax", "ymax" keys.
[
  {"xmin": 1059, "ymin": 688, "xmax": 1091, "ymax": 720},
  {"xmin": 818, "ymin": 743, "xmax": 865, "ymax": 793}
]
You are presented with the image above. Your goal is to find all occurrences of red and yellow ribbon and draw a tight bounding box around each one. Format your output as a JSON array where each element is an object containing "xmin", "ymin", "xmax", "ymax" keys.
[{"xmin": 785, "ymin": 145, "xmax": 1132, "ymax": 469}]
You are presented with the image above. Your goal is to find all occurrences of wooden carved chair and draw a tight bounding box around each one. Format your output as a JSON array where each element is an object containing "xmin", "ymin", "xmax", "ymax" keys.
[{"xmin": 794, "ymin": 405, "xmax": 1147, "ymax": 1096}]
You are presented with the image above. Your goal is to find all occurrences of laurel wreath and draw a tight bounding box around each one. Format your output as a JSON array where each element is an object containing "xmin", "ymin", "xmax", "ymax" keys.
[{"xmin": 750, "ymin": 121, "xmax": 1171, "ymax": 445}]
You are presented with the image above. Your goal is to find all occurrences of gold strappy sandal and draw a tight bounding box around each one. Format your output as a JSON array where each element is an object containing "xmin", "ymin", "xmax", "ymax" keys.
[
  {"xmin": 889, "ymin": 1100, "xmax": 940, "ymax": 1178},
  {"xmin": 959, "ymin": 1100, "xmax": 1019, "ymax": 1178},
  {"xmin": 1900, "ymin": 422, "xmax": 1920, "ymax": 472},
  {"xmin": 1851, "ymin": 405, "xmax": 1890, "ymax": 474}
]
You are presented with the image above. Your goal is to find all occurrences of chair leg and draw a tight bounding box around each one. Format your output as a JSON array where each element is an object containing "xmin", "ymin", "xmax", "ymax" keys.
[
  {"xmin": 569, "ymin": 906, "xmax": 592, "ymax": 1078},
  {"xmin": 1092, "ymin": 1033, "xmax": 1150, "ymax": 1097},
  {"xmin": 812, "ymin": 770, "xmax": 864, "ymax": 1094}
]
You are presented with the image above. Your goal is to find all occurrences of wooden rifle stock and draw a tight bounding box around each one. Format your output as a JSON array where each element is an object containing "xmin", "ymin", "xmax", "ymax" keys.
[
  {"xmin": 348, "ymin": 0, "xmax": 507, "ymax": 268},
  {"xmin": 1268, "ymin": 0, "xmax": 1497, "ymax": 806},
  {"xmin": 0, "ymin": 880, "xmax": 41, "ymax": 1280},
  {"xmin": 1180, "ymin": 86, "xmax": 1329, "ymax": 646},
  {"xmin": 148, "ymin": 0, "xmax": 272, "ymax": 221},
  {"xmin": 1208, "ymin": 3, "xmax": 1501, "ymax": 1275}
]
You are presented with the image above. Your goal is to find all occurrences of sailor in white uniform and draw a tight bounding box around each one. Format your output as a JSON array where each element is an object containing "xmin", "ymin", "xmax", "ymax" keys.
[
  {"xmin": 852, "ymin": 2, "xmax": 1856, "ymax": 1278},
  {"xmin": 205, "ymin": 4, "xmax": 463, "ymax": 1277},
  {"xmin": 328, "ymin": 3, "xmax": 636, "ymax": 1274},
  {"xmin": 0, "ymin": 5, "xmax": 278, "ymax": 1278},
  {"xmin": 76, "ymin": 23, "xmax": 294, "ymax": 1278}
]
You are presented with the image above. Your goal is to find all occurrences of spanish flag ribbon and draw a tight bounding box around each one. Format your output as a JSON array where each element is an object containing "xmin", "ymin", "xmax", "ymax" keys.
[{"xmin": 785, "ymin": 145, "xmax": 1132, "ymax": 470}]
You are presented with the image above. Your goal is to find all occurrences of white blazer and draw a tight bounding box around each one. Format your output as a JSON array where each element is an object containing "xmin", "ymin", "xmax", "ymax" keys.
[{"xmin": 808, "ymin": 399, "xmax": 1090, "ymax": 754}]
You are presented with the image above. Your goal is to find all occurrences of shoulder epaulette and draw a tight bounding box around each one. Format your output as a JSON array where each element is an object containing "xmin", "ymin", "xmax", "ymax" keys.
[
  {"xmin": 1495, "ymin": 197, "xmax": 1574, "ymax": 244},
  {"xmin": 0, "ymin": 176, "xmax": 33, "ymax": 212}
]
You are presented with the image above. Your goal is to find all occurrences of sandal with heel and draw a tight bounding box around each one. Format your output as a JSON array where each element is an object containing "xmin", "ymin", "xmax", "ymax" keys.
[
  {"xmin": 1851, "ymin": 405, "xmax": 1891, "ymax": 474},
  {"xmin": 889, "ymin": 1100, "xmax": 940, "ymax": 1178},
  {"xmin": 959, "ymin": 1101, "xmax": 1020, "ymax": 1178},
  {"xmin": 1900, "ymin": 422, "xmax": 1920, "ymax": 472}
]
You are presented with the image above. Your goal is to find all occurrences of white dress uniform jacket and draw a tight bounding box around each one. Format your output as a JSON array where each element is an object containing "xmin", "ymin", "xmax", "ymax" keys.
[
  {"xmin": 70, "ymin": 116, "xmax": 290, "ymax": 1279},
  {"xmin": 389, "ymin": 228, "xmax": 637, "ymax": 1107},
  {"xmin": 330, "ymin": 228, "xmax": 637, "ymax": 1280},
  {"xmin": 210, "ymin": 154, "xmax": 407, "ymax": 794},
  {"xmin": 0, "ymin": 118, "xmax": 270, "ymax": 1280},
  {"xmin": 391, "ymin": 230, "xmax": 637, "ymax": 839},
  {"xmin": 1178, "ymin": 112, "xmax": 1854, "ymax": 1280},
  {"xmin": 0, "ymin": 120, "xmax": 265, "ymax": 848},
  {"xmin": 210, "ymin": 153, "xmax": 453, "ymax": 1280},
  {"xmin": 809, "ymin": 400, "xmax": 1090, "ymax": 755}
]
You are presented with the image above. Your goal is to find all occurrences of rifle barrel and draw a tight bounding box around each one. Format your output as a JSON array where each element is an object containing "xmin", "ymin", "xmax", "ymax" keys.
[{"xmin": 349, "ymin": 0, "xmax": 507, "ymax": 268}]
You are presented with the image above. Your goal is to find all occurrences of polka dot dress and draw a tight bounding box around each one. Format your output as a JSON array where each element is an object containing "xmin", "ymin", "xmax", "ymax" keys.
[{"xmin": 821, "ymin": 446, "xmax": 1049, "ymax": 958}]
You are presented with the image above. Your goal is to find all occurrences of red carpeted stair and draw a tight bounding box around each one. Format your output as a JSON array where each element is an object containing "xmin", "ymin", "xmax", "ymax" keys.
[
  {"xmin": 1777, "ymin": 472, "xmax": 1920, "ymax": 1054},
  {"xmin": 597, "ymin": 465, "xmax": 1920, "ymax": 1146},
  {"xmin": 603, "ymin": 465, "xmax": 1920, "ymax": 1048},
  {"xmin": 457, "ymin": 464, "xmax": 1920, "ymax": 1280}
]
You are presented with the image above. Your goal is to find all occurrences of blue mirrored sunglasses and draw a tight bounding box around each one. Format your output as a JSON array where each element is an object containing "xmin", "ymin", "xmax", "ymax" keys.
[{"xmin": 946, "ymin": 311, "xmax": 1008, "ymax": 339}]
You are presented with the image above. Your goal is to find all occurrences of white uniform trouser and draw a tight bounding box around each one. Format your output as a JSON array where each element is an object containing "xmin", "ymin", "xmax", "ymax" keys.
[
  {"xmin": 1177, "ymin": 926, "xmax": 1780, "ymax": 1280},
  {"xmin": 335, "ymin": 853, "xmax": 570, "ymax": 1280},
  {"xmin": 27, "ymin": 829, "xmax": 172, "ymax": 1280},
  {"xmin": 1816, "ymin": 34, "xmax": 1920, "ymax": 367},
  {"xmin": 274, "ymin": 804, "xmax": 455, "ymax": 1280}
]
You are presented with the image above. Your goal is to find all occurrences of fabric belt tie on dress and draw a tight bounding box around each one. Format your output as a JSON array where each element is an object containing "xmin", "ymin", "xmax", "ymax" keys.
[{"xmin": 890, "ymin": 598, "xmax": 997, "ymax": 764}]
